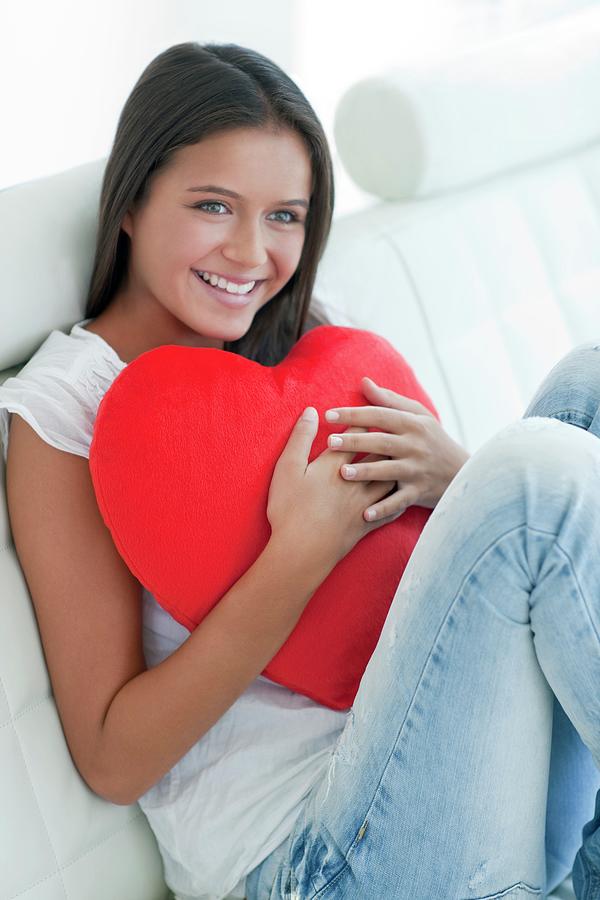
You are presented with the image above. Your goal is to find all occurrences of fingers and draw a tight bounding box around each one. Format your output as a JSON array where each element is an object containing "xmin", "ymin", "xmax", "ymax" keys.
[
  {"xmin": 330, "ymin": 425, "xmax": 371, "ymax": 460},
  {"xmin": 363, "ymin": 483, "xmax": 419, "ymax": 523},
  {"xmin": 280, "ymin": 406, "xmax": 319, "ymax": 471},
  {"xmin": 357, "ymin": 452, "xmax": 389, "ymax": 464},
  {"xmin": 340, "ymin": 458, "xmax": 409, "ymax": 483},
  {"xmin": 326, "ymin": 427, "xmax": 405, "ymax": 456},
  {"xmin": 359, "ymin": 380, "xmax": 434, "ymax": 417},
  {"xmin": 325, "ymin": 405, "xmax": 411, "ymax": 431}
]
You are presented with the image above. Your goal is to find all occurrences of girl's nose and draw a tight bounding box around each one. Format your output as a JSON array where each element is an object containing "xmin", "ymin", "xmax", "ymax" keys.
[{"xmin": 222, "ymin": 221, "xmax": 268, "ymax": 269}]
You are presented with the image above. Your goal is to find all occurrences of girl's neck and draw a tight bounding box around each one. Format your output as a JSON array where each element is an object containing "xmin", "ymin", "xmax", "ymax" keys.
[{"xmin": 81, "ymin": 298, "xmax": 225, "ymax": 364}]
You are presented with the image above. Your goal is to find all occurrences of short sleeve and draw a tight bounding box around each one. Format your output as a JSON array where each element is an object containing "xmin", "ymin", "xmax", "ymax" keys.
[{"xmin": 0, "ymin": 328, "xmax": 126, "ymax": 465}]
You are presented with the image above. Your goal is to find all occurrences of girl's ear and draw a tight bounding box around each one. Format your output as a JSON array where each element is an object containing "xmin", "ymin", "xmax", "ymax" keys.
[{"xmin": 121, "ymin": 210, "xmax": 133, "ymax": 238}]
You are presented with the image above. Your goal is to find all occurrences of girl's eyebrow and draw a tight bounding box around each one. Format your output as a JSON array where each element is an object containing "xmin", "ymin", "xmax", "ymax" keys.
[{"xmin": 186, "ymin": 184, "xmax": 309, "ymax": 209}]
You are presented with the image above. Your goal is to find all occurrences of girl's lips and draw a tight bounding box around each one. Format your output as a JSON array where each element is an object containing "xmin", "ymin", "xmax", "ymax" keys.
[{"xmin": 192, "ymin": 270, "xmax": 264, "ymax": 307}]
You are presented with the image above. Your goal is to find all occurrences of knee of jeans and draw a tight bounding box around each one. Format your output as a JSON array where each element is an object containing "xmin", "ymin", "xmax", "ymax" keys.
[
  {"xmin": 468, "ymin": 416, "xmax": 600, "ymax": 503},
  {"xmin": 543, "ymin": 340, "xmax": 600, "ymax": 377},
  {"xmin": 524, "ymin": 340, "xmax": 600, "ymax": 422},
  {"xmin": 558, "ymin": 339, "xmax": 600, "ymax": 358}
]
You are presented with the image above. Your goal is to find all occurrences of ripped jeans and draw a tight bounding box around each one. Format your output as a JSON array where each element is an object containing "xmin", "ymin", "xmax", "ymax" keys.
[{"xmin": 245, "ymin": 341, "xmax": 600, "ymax": 900}]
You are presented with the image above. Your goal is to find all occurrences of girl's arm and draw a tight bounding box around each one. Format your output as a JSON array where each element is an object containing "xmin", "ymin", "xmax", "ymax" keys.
[
  {"xmin": 99, "ymin": 532, "xmax": 332, "ymax": 805},
  {"xmin": 6, "ymin": 413, "xmax": 334, "ymax": 807}
]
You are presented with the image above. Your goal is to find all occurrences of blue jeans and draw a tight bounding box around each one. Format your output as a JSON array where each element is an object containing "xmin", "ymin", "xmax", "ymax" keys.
[{"xmin": 245, "ymin": 341, "xmax": 600, "ymax": 900}]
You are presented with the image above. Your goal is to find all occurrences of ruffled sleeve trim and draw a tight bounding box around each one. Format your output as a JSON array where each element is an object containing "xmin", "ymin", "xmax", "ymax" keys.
[{"xmin": 0, "ymin": 322, "xmax": 127, "ymax": 463}]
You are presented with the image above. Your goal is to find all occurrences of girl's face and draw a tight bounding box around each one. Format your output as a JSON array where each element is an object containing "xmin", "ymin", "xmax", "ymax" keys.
[{"xmin": 119, "ymin": 126, "xmax": 312, "ymax": 350}]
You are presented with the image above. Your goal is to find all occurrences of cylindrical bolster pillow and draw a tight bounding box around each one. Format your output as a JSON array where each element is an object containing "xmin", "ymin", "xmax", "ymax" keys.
[{"xmin": 333, "ymin": 8, "xmax": 600, "ymax": 200}]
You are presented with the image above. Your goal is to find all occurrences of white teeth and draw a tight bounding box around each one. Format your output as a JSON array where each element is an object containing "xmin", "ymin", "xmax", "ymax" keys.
[{"xmin": 198, "ymin": 270, "xmax": 256, "ymax": 294}]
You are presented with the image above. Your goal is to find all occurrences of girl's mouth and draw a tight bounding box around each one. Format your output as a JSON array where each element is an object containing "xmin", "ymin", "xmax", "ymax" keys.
[{"xmin": 192, "ymin": 269, "xmax": 263, "ymax": 308}]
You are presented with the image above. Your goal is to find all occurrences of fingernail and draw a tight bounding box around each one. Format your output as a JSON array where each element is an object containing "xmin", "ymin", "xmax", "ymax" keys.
[
  {"xmin": 366, "ymin": 508, "xmax": 377, "ymax": 520},
  {"xmin": 343, "ymin": 465, "xmax": 356, "ymax": 478},
  {"xmin": 325, "ymin": 410, "xmax": 340, "ymax": 421},
  {"xmin": 302, "ymin": 406, "xmax": 317, "ymax": 420}
]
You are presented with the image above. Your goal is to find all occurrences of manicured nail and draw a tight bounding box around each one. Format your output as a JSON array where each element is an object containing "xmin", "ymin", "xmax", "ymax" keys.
[
  {"xmin": 366, "ymin": 508, "xmax": 377, "ymax": 520},
  {"xmin": 325, "ymin": 410, "xmax": 340, "ymax": 421}
]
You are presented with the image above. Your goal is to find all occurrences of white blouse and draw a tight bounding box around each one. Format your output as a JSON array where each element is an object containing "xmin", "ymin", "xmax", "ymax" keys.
[{"xmin": 0, "ymin": 318, "xmax": 348, "ymax": 900}]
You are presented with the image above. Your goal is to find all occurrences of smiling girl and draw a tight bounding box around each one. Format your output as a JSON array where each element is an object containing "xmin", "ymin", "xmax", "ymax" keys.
[
  {"xmin": 82, "ymin": 125, "xmax": 313, "ymax": 364},
  {"xmin": 2, "ymin": 41, "xmax": 600, "ymax": 900}
]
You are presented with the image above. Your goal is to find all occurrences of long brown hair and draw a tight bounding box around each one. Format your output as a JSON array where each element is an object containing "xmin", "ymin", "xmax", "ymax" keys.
[{"xmin": 85, "ymin": 41, "xmax": 334, "ymax": 366}]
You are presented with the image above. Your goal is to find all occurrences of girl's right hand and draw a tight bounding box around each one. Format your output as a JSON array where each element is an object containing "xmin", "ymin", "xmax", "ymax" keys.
[{"xmin": 267, "ymin": 406, "xmax": 398, "ymax": 568}]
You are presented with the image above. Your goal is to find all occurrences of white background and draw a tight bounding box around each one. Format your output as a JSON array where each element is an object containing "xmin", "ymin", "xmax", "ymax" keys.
[{"xmin": 2, "ymin": 0, "xmax": 597, "ymax": 217}]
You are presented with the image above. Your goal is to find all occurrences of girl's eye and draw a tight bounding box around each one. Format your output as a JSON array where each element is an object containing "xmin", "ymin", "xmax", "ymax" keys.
[
  {"xmin": 269, "ymin": 209, "xmax": 299, "ymax": 224},
  {"xmin": 192, "ymin": 201, "xmax": 301, "ymax": 224},
  {"xmin": 194, "ymin": 200, "xmax": 228, "ymax": 214}
]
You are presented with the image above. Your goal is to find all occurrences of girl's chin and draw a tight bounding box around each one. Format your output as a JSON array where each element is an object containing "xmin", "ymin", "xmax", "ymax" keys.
[{"xmin": 192, "ymin": 315, "xmax": 255, "ymax": 345}]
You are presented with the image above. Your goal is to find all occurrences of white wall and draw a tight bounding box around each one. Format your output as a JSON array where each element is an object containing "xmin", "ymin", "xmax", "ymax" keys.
[{"xmin": 1, "ymin": 0, "xmax": 296, "ymax": 190}]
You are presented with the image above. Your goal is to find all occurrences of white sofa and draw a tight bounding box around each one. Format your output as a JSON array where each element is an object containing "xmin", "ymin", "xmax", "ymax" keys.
[{"xmin": 2, "ymin": 9, "xmax": 600, "ymax": 899}]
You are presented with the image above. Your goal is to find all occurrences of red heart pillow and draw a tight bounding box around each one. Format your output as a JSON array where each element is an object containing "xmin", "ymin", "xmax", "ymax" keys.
[{"xmin": 89, "ymin": 325, "xmax": 438, "ymax": 710}]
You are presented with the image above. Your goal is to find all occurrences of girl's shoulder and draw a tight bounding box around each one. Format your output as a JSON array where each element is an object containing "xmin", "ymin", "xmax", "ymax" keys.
[{"xmin": 0, "ymin": 319, "xmax": 127, "ymax": 462}]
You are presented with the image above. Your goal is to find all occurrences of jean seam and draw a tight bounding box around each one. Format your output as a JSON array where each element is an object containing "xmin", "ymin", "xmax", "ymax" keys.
[
  {"xmin": 578, "ymin": 846, "xmax": 600, "ymax": 899},
  {"xmin": 312, "ymin": 857, "xmax": 351, "ymax": 897},
  {"xmin": 544, "ymin": 532, "xmax": 600, "ymax": 648},
  {"xmin": 462, "ymin": 882, "xmax": 542, "ymax": 899},
  {"xmin": 579, "ymin": 875, "xmax": 600, "ymax": 900}
]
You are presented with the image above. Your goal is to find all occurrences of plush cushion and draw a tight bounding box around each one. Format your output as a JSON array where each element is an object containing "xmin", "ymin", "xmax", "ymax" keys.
[
  {"xmin": 89, "ymin": 325, "xmax": 437, "ymax": 711},
  {"xmin": 333, "ymin": 7, "xmax": 600, "ymax": 200}
]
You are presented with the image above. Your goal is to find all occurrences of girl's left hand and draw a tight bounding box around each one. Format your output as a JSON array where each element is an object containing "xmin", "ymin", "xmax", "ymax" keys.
[{"xmin": 325, "ymin": 376, "xmax": 471, "ymax": 522}]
